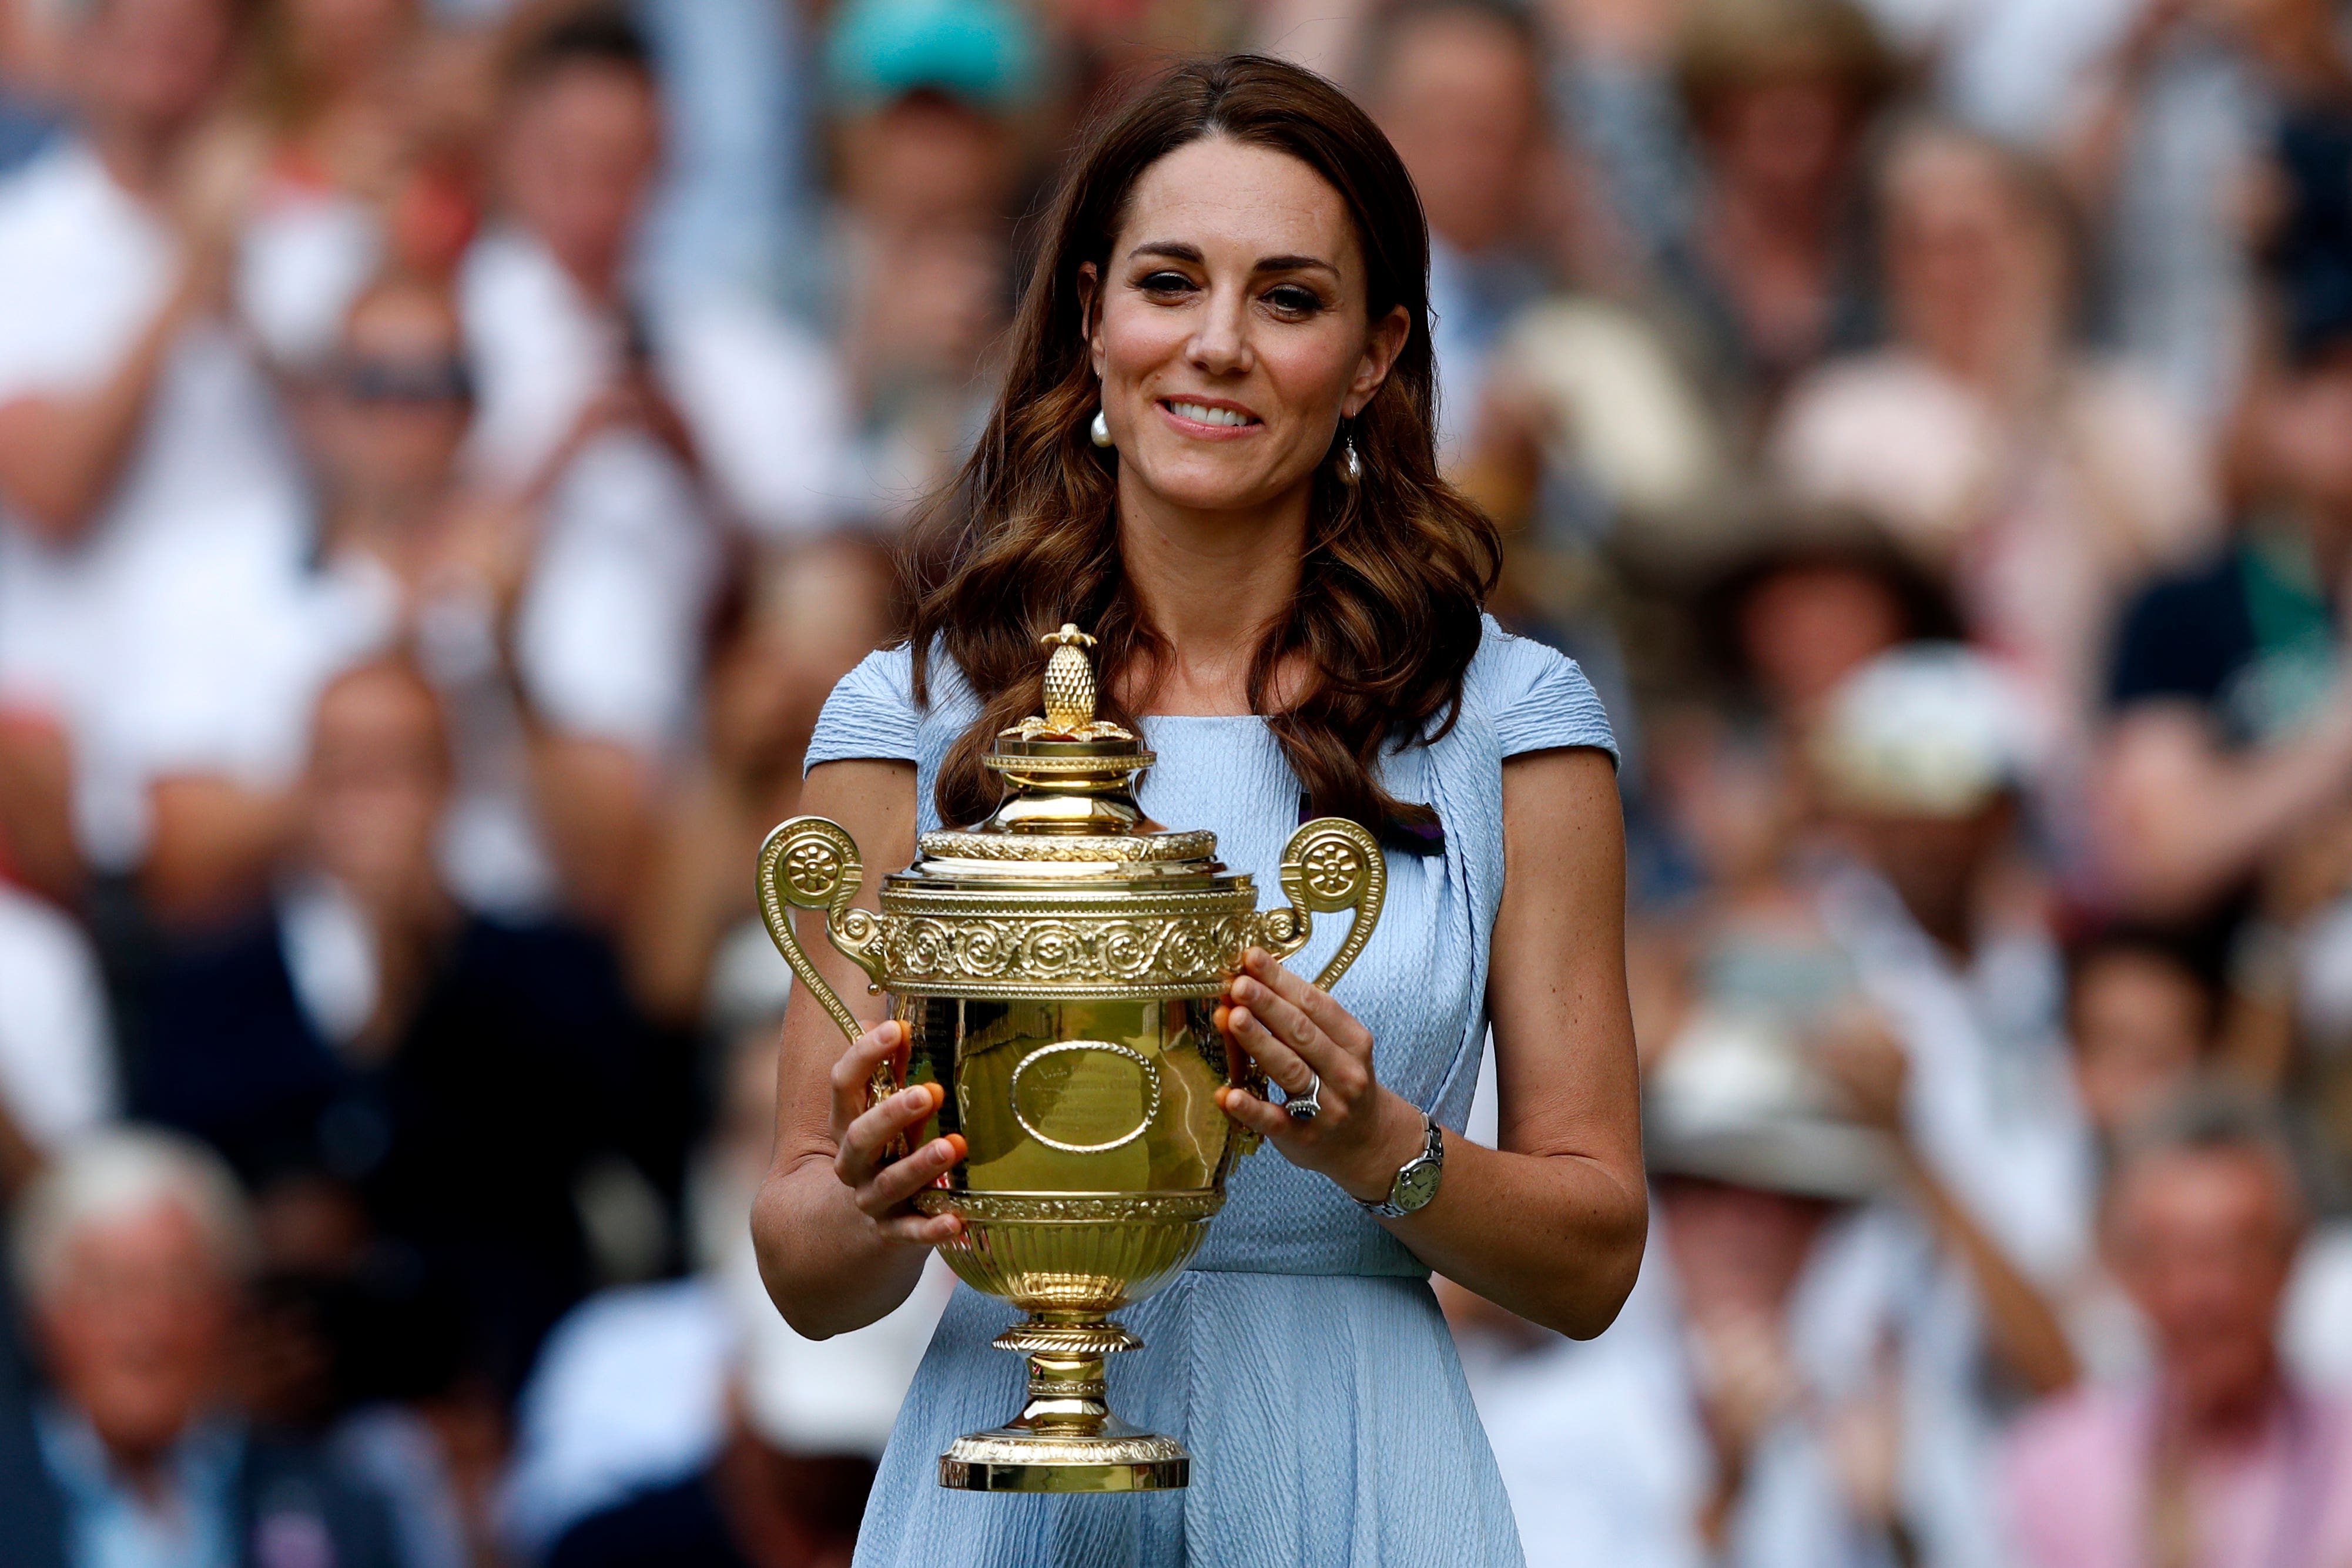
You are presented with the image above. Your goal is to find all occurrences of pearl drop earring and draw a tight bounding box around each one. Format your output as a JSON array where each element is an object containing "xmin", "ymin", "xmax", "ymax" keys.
[
  {"xmin": 1090, "ymin": 408, "xmax": 1113, "ymax": 448},
  {"xmin": 1340, "ymin": 427, "xmax": 1361, "ymax": 484}
]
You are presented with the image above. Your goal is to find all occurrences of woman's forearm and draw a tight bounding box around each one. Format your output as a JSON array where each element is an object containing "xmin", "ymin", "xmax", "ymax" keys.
[{"xmin": 1386, "ymin": 1126, "xmax": 1647, "ymax": 1339}]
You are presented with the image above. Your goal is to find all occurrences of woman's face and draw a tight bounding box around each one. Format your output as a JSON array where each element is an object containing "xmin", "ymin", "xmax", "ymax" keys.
[
  {"xmin": 1882, "ymin": 137, "xmax": 2063, "ymax": 371},
  {"xmin": 1084, "ymin": 137, "xmax": 1408, "ymax": 519}
]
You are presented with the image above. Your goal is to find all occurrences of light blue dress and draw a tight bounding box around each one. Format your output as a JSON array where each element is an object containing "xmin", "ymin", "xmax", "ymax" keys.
[{"xmin": 805, "ymin": 617, "xmax": 1618, "ymax": 1568}]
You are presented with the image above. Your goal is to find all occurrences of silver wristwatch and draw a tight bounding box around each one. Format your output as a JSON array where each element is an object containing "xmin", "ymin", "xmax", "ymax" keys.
[{"xmin": 1361, "ymin": 1114, "xmax": 1445, "ymax": 1218}]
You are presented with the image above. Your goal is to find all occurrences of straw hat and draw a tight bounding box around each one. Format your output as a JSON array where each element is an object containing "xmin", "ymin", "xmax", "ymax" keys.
[{"xmin": 1645, "ymin": 1006, "xmax": 1891, "ymax": 1202}]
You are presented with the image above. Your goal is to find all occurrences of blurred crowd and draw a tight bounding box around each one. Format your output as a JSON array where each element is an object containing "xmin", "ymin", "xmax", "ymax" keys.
[{"xmin": 4, "ymin": 0, "xmax": 2352, "ymax": 1564}]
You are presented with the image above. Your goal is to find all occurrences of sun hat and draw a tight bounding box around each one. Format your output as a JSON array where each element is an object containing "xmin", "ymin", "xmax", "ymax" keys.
[
  {"xmin": 1645, "ymin": 1006, "xmax": 1892, "ymax": 1202},
  {"xmin": 1811, "ymin": 641, "xmax": 2039, "ymax": 818}
]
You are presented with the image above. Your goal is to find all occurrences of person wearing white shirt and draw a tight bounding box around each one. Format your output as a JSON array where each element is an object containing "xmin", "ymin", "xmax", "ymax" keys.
[
  {"xmin": 1808, "ymin": 645, "xmax": 2100, "ymax": 1284},
  {"xmin": 0, "ymin": 883, "xmax": 115, "ymax": 1172},
  {"xmin": 1485, "ymin": 1017, "xmax": 2017, "ymax": 1568},
  {"xmin": 463, "ymin": 5, "xmax": 845, "ymax": 541},
  {"xmin": 0, "ymin": 0, "xmax": 311, "ymax": 896}
]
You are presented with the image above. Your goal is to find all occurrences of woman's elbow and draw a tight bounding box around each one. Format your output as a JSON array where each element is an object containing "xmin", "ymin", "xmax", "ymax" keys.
[
  {"xmin": 1542, "ymin": 1195, "xmax": 1649, "ymax": 1341},
  {"xmin": 750, "ymin": 1173, "xmax": 841, "ymax": 1339}
]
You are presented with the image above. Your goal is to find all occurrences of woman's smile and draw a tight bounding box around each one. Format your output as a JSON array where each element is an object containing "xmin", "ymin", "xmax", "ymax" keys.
[{"xmin": 1157, "ymin": 396, "xmax": 1265, "ymax": 437}]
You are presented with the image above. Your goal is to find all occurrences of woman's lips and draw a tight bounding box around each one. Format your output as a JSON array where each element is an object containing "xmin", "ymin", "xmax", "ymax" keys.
[{"xmin": 1157, "ymin": 398, "xmax": 1264, "ymax": 438}]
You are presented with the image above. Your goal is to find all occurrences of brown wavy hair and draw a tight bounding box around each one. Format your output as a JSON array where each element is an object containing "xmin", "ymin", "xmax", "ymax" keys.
[{"xmin": 907, "ymin": 53, "xmax": 1502, "ymax": 833}]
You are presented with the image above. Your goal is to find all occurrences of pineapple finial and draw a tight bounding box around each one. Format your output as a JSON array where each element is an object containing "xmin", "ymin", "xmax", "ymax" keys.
[
  {"xmin": 1001, "ymin": 623, "xmax": 1131, "ymax": 742},
  {"xmin": 1040, "ymin": 624, "xmax": 1097, "ymax": 732}
]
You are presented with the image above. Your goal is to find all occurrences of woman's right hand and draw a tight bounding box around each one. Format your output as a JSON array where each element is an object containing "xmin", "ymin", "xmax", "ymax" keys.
[{"xmin": 829, "ymin": 1020, "xmax": 966, "ymax": 1247}]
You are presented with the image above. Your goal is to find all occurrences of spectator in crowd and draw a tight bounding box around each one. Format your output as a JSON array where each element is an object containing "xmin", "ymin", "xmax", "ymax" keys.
[
  {"xmin": 1774, "ymin": 122, "xmax": 2217, "ymax": 762},
  {"xmin": 1483, "ymin": 1011, "xmax": 2043, "ymax": 1568},
  {"xmin": 1693, "ymin": 510, "xmax": 1961, "ymax": 730},
  {"xmin": 1359, "ymin": 0, "xmax": 1729, "ymax": 655},
  {"xmin": 465, "ymin": 2, "xmax": 840, "ymax": 539},
  {"xmin": 820, "ymin": 0, "xmax": 1034, "ymax": 525},
  {"xmin": 233, "ymin": 0, "xmax": 481, "ymax": 373},
  {"xmin": 2097, "ymin": 178, "xmax": 2352, "ymax": 1202},
  {"xmin": 303, "ymin": 267, "xmax": 701, "ymax": 934},
  {"xmin": 457, "ymin": 8, "xmax": 695, "ymax": 922},
  {"xmin": 2098, "ymin": 320, "xmax": 2352, "ymax": 924},
  {"xmin": 502, "ymin": 957, "xmax": 944, "ymax": 1563},
  {"xmin": 453, "ymin": 4, "xmax": 856, "ymax": 920},
  {"xmin": 1356, "ymin": 0, "xmax": 1563, "ymax": 464},
  {"xmin": 1636, "ymin": 0, "xmax": 1895, "ymax": 424},
  {"xmin": 0, "ymin": 0, "xmax": 312, "ymax": 919},
  {"xmin": 2004, "ymin": 1093, "xmax": 2352, "ymax": 1568},
  {"xmin": 0, "ymin": 1126, "xmax": 401, "ymax": 1567},
  {"xmin": 627, "ymin": 535, "xmax": 899, "ymax": 1027},
  {"xmin": 2066, "ymin": 929, "xmax": 2227, "ymax": 1158},
  {"xmin": 1809, "ymin": 644, "xmax": 2096, "ymax": 1286},
  {"xmin": 135, "ymin": 655, "xmax": 685, "ymax": 1396},
  {"xmin": 2059, "ymin": 0, "xmax": 2352, "ymax": 427}
]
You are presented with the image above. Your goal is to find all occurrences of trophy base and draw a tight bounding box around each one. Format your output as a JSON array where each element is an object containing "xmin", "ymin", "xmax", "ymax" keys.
[
  {"xmin": 935, "ymin": 1314, "xmax": 1191, "ymax": 1493},
  {"xmin": 938, "ymin": 1420, "xmax": 1190, "ymax": 1493}
]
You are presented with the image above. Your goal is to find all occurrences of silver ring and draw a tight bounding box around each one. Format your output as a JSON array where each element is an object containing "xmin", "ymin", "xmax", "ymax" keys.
[{"xmin": 1285, "ymin": 1071, "xmax": 1322, "ymax": 1121}]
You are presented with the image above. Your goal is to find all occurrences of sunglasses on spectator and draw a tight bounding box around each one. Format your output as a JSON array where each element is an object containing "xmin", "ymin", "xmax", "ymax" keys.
[{"xmin": 334, "ymin": 357, "xmax": 476, "ymax": 406}]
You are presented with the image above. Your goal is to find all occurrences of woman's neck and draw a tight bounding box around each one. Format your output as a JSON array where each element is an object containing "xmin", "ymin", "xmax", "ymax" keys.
[{"xmin": 1114, "ymin": 467, "xmax": 1309, "ymax": 716}]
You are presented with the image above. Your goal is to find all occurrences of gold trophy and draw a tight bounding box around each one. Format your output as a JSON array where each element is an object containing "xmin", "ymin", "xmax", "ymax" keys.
[{"xmin": 758, "ymin": 625, "xmax": 1385, "ymax": 1494}]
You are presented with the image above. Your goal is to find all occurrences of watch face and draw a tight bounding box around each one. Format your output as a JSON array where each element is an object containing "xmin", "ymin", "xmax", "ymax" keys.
[{"xmin": 1394, "ymin": 1160, "xmax": 1442, "ymax": 1211}]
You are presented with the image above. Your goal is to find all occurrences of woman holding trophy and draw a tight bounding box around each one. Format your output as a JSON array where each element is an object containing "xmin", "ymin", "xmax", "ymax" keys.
[{"xmin": 752, "ymin": 53, "xmax": 1645, "ymax": 1566}]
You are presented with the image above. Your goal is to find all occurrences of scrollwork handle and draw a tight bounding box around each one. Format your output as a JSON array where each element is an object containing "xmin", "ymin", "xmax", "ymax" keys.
[
  {"xmin": 1256, "ymin": 817, "xmax": 1387, "ymax": 994},
  {"xmin": 755, "ymin": 815, "xmax": 888, "ymax": 1046}
]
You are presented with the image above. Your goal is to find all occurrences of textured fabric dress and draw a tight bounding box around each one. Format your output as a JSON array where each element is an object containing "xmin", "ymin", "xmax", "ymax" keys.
[{"xmin": 804, "ymin": 617, "xmax": 1618, "ymax": 1568}]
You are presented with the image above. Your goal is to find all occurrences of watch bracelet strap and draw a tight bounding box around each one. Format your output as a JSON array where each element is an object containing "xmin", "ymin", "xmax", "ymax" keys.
[{"xmin": 1359, "ymin": 1113, "xmax": 1443, "ymax": 1218}]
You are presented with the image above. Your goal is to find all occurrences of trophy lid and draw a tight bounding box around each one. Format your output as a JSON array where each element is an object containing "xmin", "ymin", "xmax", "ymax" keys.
[{"xmin": 902, "ymin": 624, "xmax": 1225, "ymax": 884}]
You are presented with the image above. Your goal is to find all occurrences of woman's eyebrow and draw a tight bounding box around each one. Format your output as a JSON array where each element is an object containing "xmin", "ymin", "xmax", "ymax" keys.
[
  {"xmin": 1125, "ymin": 242, "xmax": 1339, "ymax": 279},
  {"xmin": 1254, "ymin": 254, "xmax": 1339, "ymax": 277}
]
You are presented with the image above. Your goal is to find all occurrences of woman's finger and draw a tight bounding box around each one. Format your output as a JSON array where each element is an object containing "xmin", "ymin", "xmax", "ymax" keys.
[
  {"xmin": 1219, "ymin": 1001, "xmax": 1315, "ymax": 1097},
  {"xmin": 829, "ymin": 1021, "xmax": 906, "ymax": 1128},
  {"xmin": 876, "ymin": 1209, "xmax": 964, "ymax": 1247},
  {"xmin": 1230, "ymin": 974, "xmax": 1318, "ymax": 1053},
  {"xmin": 1227, "ymin": 976, "xmax": 1356, "ymax": 1084},
  {"xmin": 1217, "ymin": 1083, "xmax": 1295, "ymax": 1140},
  {"xmin": 836, "ymin": 1082, "xmax": 944, "ymax": 1188},
  {"xmin": 857, "ymin": 1133, "xmax": 967, "ymax": 1216},
  {"xmin": 1241, "ymin": 949, "xmax": 1369, "ymax": 1047}
]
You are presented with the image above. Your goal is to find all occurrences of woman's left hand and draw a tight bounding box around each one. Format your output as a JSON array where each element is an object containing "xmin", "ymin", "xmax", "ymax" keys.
[{"xmin": 1215, "ymin": 947, "xmax": 1430, "ymax": 1206}]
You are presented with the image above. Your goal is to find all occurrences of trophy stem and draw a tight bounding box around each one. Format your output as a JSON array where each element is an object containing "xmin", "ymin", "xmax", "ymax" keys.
[{"xmin": 936, "ymin": 1314, "xmax": 1191, "ymax": 1493}]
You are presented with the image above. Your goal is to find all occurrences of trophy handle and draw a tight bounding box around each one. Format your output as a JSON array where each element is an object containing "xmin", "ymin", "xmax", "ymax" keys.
[
  {"xmin": 756, "ymin": 817, "xmax": 897, "ymax": 1112},
  {"xmin": 1258, "ymin": 817, "xmax": 1388, "ymax": 993}
]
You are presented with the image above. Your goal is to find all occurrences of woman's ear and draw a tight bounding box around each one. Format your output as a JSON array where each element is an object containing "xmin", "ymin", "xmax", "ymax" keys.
[
  {"xmin": 1077, "ymin": 263, "xmax": 1105, "ymax": 378},
  {"xmin": 1344, "ymin": 304, "xmax": 1412, "ymax": 416}
]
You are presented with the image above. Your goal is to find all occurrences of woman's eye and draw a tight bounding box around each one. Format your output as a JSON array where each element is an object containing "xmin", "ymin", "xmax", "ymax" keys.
[
  {"xmin": 1138, "ymin": 271, "xmax": 1195, "ymax": 296},
  {"xmin": 1264, "ymin": 285, "xmax": 1323, "ymax": 317}
]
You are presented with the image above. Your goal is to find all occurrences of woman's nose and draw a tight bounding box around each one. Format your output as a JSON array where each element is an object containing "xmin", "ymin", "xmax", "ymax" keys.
[{"xmin": 1187, "ymin": 290, "xmax": 1253, "ymax": 376}]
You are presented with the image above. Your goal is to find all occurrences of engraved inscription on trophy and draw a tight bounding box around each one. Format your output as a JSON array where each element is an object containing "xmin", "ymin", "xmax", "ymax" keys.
[{"xmin": 1009, "ymin": 1041, "xmax": 1162, "ymax": 1154}]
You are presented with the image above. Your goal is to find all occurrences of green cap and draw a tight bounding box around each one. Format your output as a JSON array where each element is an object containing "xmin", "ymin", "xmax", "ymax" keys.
[{"xmin": 826, "ymin": 0, "xmax": 1042, "ymax": 113}]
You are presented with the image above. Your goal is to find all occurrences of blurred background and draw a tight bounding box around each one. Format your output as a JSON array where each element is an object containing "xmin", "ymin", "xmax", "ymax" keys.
[{"xmin": 3, "ymin": 0, "xmax": 2352, "ymax": 1563}]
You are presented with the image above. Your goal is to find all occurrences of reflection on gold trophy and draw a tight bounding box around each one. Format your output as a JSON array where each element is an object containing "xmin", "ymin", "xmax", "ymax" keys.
[{"xmin": 758, "ymin": 625, "xmax": 1384, "ymax": 1493}]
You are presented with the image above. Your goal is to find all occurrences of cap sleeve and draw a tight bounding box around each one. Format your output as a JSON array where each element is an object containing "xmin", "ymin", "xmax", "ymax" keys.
[
  {"xmin": 1475, "ymin": 618, "xmax": 1620, "ymax": 766},
  {"xmin": 805, "ymin": 646, "xmax": 922, "ymax": 771}
]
